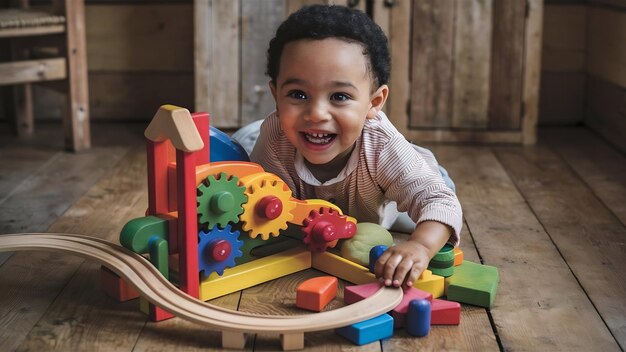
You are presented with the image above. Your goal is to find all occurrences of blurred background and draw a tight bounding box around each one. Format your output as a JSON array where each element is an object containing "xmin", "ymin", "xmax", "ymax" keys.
[{"xmin": 0, "ymin": 0, "xmax": 624, "ymax": 151}]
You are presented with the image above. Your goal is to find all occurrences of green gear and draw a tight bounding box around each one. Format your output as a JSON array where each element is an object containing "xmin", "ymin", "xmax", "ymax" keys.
[{"xmin": 197, "ymin": 172, "xmax": 247, "ymax": 230}]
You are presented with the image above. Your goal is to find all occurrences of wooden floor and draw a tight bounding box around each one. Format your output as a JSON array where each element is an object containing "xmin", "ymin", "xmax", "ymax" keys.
[{"xmin": 0, "ymin": 122, "xmax": 624, "ymax": 351}]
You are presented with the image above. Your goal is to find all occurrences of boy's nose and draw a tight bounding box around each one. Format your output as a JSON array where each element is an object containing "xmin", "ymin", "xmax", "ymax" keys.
[{"xmin": 304, "ymin": 102, "xmax": 331, "ymax": 122}]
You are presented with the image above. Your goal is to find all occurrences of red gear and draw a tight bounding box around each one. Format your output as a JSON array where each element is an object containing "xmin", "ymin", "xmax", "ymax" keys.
[{"xmin": 301, "ymin": 207, "xmax": 357, "ymax": 252}]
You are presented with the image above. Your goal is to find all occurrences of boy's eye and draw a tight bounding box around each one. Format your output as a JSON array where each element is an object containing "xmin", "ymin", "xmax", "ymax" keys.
[
  {"xmin": 331, "ymin": 93, "xmax": 350, "ymax": 102},
  {"xmin": 287, "ymin": 90, "xmax": 307, "ymax": 100}
]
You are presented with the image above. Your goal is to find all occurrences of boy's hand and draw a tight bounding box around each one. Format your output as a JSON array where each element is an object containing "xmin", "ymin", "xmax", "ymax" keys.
[
  {"xmin": 374, "ymin": 220, "xmax": 451, "ymax": 288},
  {"xmin": 374, "ymin": 240, "xmax": 430, "ymax": 288}
]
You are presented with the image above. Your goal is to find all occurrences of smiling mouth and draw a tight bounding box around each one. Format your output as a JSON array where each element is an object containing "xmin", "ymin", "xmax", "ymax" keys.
[{"xmin": 302, "ymin": 132, "xmax": 336, "ymax": 145}]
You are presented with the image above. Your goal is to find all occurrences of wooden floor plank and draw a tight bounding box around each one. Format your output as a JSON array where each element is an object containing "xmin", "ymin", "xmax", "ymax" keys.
[
  {"xmin": 541, "ymin": 127, "xmax": 626, "ymax": 226},
  {"xmin": 382, "ymin": 224, "xmax": 499, "ymax": 351},
  {"xmin": 132, "ymin": 293, "xmax": 241, "ymax": 352},
  {"xmin": 0, "ymin": 146, "xmax": 58, "ymax": 204},
  {"xmin": 1, "ymin": 146, "xmax": 147, "ymax": 351},
  {"xmin": 237, "ymin": 268, "xmax": 366, "ymax": 351},
  {"xmin": 437, "ymin": 145, "xmax": 620, "ymax": 351},
  {"xmin": 0, "ymin": 122, "xmax": 146, "ymax": 235},
  {"xmin": 494, "ymin": 142, "xmax": 626, "ymax": 349}
]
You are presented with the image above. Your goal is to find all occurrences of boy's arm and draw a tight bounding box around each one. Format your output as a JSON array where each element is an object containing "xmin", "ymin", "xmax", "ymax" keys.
[{"xmin": 374, "ymin": 220, "xmax": 451, "ymax": 287}]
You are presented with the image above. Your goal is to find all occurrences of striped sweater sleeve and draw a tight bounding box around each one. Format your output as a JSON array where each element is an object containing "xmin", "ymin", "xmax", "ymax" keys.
[{"xmin": 366, "ymin": 118, "xmax": 463, "ymax": 245}]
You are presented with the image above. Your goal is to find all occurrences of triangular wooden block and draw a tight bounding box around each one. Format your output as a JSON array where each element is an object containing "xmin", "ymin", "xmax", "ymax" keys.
[
  {"xmin": 431, "ymin": 298, "xmax": 461, "ymax": 325},
  {"xmin": 344, "ymin": 282, "xmax": 384, "ymax": 305},
  {"xmin": 144, "ymin": 105, "xmax": 204, "ymax": 152}
]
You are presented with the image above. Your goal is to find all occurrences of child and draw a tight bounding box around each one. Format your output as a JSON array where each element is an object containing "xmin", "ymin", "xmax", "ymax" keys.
[{"xmin": 246, "ymin": 5, "xmax": 462, "ymax": 288}]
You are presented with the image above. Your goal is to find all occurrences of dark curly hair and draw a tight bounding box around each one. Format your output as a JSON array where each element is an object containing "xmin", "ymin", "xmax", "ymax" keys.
[{"xmin": 267, "ymin": 5, "xmax": 390, "ymax": 89}]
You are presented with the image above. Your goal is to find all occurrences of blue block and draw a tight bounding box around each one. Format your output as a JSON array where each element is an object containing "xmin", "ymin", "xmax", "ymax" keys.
[
  {"xmin": 369, "ymin": 245, "xmax": 388, "ymax": 273},
  {"xmin": 209, "ymin": 126, "xmax": 250, "ymax": 162},
  {"xmin": 335, "ymin": 314, "xmax": 394, "ymax": 345},
  {"xmin": 407, "ymin": 299, "xmax": 431, "ymax": 337}
]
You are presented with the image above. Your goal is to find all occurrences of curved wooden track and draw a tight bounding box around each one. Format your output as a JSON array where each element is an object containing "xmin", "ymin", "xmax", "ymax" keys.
[{"xmin": 0, "ymin": 233, "xmax": 403, "ymax": 334}]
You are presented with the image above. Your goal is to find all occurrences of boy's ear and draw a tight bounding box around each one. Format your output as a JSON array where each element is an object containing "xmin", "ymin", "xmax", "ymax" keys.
[
  {"xmin": 367, "ymin": 84, "xmax": 389, "ymax": 119},
  {"xmin": 269, "ymin": 80, "xmax": 278, "ymax": 102}
]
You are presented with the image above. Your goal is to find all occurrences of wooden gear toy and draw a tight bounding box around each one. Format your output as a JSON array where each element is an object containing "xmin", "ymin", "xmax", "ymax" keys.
[{"xmin": 0, "ymin": 104, "xmax": 499, "ymax": 350}]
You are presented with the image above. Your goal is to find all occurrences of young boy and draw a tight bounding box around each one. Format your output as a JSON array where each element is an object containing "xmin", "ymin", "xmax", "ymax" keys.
[{"xmin": 247, "ymin": 5, "xmax": 462, "ymax": 288}]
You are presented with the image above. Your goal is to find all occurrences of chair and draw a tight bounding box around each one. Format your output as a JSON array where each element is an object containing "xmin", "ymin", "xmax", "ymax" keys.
[{"xmin": 0, "ymin": 0, "xmax": 90, "ymax": 151}]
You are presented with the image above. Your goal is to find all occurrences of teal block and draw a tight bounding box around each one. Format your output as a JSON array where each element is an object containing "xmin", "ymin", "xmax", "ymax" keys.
[
  {"xmin": 335, "ymin": 314, "xmax": 394, "ymax": 345},
  {"xmin": 446, "ymin": 260, "xmax": 499, "ymax": 308}
]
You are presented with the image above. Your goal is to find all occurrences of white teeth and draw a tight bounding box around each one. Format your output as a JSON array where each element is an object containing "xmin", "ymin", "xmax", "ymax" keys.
[{"xmin": 304, "ymin": 132, "xmax": 333, "ymax": 144}]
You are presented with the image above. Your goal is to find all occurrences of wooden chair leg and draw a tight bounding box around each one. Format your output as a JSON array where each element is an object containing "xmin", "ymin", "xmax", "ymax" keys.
[
  {"xmin": 63, "ymin": 0, "xmax": 90, "ymax": 151},
  {"xmin": 14, "ymin": 83, "xmax": 34, "ymax": 137}
]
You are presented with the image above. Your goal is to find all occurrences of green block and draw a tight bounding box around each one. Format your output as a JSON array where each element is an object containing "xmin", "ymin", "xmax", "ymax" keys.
[
  {"xmin": 446, "ymin": 260, "xmax": 498, "ymax": 308},
  {"xmin": 428, "ymin": 244, "xmax": 455, "ymax": 277}
]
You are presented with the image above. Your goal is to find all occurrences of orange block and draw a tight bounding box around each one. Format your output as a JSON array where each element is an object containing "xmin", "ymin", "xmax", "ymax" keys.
[
  {"xmin": 296, "ymin": 276, "xmax": 338, "ymax": 312},
  {"xmin": 454, "ymin": 247, "xmax": 464, "ymax": 266}
]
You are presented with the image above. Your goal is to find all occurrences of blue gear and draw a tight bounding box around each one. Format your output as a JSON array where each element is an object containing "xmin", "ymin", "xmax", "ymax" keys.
[{"xmin": 198, "ymin": 224, "xmax": 243, "ymax": 278}]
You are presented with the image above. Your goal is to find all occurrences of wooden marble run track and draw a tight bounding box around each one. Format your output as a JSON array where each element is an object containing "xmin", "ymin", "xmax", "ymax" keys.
[{"xmin": 0, "ymin": 233, "xmax": 403, "ymax": 350}]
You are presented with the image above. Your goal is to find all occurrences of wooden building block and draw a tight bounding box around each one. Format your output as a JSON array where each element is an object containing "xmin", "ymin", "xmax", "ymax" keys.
[
  {"xmin": 431, "ymin": 298, "xmax": 461, "ymax": 325},
  {"xmin": 296, "ymin": 276, "xmax": 338, "ymax": 312},
  {"xmin": 391, "ymin": 287, "xmax": 433, "ymax": 328},
  {"xmin": 428, "ymin": 244, "xmax": 455, "ymax": 277},
  {"xmin": 199, "ymin": 246, "xmax": 311, "ymax": 301},
  {"xmin": 413, "ymin": 271, "xmax": 445, "ymax": 298},
  {"xmin": 407, "ymin": 299, "xmax": 431, "ymax": 337},
  {"xmin": 311, "ymin": 251, "xmax": 377, "ymax": 285},
  {"xmin": 454, "ymin": 247, "xmax": 464, "ymax": 266},
  {"xmin": 369, "ymin": 244, "xmax": 388, "ymax": 273},
  {"xmin": 281, "ymin": 332, "xmax": 304, "ymax": 350},
  {"xmin": 445, "ymin": 260, "xmax": 499, "ymax": 308},
  {"xmin": 344, "ymin": 282, "xmax": 383, "ymax": 305},
  {"xmin": 139, "ymin": 296, "xmax": 174, "ymax": 322},
  {"xmin": 176, "ymin": 149, "xmax": 200, "ymax": 298},
  {"xmin": 222, "ymin": 330, "xmax": 246, "ymax": 349},
  {"xmin": 335, "ymin": 314, "xmax": 394, "ymax": 345},
  {"xmin": 144, "ymin": 105, "xmax": 204, "ymax": 152},
  {"xmin": 99, "ymin": 265, "xmax": 139, "ymax": 302}
]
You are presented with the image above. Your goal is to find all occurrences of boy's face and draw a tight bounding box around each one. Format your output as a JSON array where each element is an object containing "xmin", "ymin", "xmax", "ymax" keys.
[{"xmin": 270, "ymin": 38, "xmax": 387, "ymax": 166}]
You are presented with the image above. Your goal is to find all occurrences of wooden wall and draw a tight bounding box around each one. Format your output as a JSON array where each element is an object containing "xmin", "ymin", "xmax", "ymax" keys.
[
  {"xmin": 1, "ymin": 1, "xmax": 623, "ymax": 150},
  {"xmin": 541, "ymin": 0, "xmax": 625, "ymax": 152},
  {"xmin": 585, "ymin": 1, "xmax": 626, "ymax": 152},
  {"xmin": 30, "ymin": 2, "xmax": 196, "ymax": 121}
]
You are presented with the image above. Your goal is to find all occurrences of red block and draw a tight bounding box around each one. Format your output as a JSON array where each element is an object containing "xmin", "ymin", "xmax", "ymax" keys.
[
  {"xmin": 296, "ymin": 276, "xmax": 338, "ymax": 312},
  {"xmin": 391, "ymin": 287, "xmax": 433, "ymax": 328},
  {"xmin": 344, "ymin": 282, "xmax": 383, "ymax": 305},
  {"xmin": 431, "ymin": 298, "xmax": 461, "ymax": 325},
  {"xmin": 100, "ymin": 266, "xmax": 139, "ymax": 302}
]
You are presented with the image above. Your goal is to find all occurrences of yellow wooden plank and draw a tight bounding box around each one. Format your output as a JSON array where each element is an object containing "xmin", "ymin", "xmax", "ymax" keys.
[{"xmin": 199, "ymin": 246, "xmax": 312, "ymax": 301}]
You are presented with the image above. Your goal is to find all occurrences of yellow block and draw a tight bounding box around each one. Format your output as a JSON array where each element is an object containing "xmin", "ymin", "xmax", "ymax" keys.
[
  {"xmin": 413, "ymin": 271, "xmax": 445, "ymax": 298},
  {"xmin": 199, "ymin": 246, "xmax": 312, "ymax": 301},
  {"xmin": 311, "ymin": 251, "xmax": 377, "ymax": 285}
]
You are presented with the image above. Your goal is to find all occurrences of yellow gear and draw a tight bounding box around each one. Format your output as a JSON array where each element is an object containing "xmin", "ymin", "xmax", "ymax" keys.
[{"xmin": 239, "ymin": 173, "xmax": 295, "ymax": 240}]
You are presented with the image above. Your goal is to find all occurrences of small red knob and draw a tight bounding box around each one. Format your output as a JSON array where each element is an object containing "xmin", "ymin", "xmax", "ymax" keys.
[
  {"xmin": 256, "ymin": 195, "xmax": 283, "ymax": 220},
  {"xmin": 312, "ymin": 221, "xmax": 336, "ymax": 242},
  {"xmin": 209, "ymin": 239, "xmax": 232, "ymax": 262}
]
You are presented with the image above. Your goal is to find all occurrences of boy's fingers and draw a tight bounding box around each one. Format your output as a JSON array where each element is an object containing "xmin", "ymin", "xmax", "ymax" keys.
[
  {"xmin": 392, "ymin": 258, "xmax": 414, "ymax": 288},
  {"xmin": 374, "ymin": 251, "xmax": 392, "ymax": 278},
  {"xmin": 381, "ymin": 254, "xmax": 402, "ymax": 286},
  {"xmin": 404, "ymin": 265, "xmax": 422, "ymax": 287}
]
